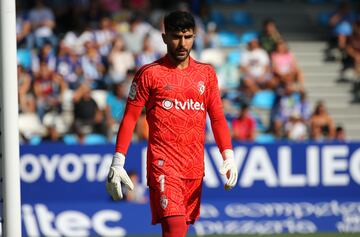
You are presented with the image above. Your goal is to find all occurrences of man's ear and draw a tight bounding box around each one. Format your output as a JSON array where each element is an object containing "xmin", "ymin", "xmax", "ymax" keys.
[{"xmin": 161, "ymin": 33, "xmax": 167, "ymax": 45}]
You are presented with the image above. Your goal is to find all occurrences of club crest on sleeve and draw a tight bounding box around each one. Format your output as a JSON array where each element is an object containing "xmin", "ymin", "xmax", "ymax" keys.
[
  {"xmin": 160, "ymin": 195, "xmax": 168, "ymax": 209},
  {"xmin": 198, "ymin": 81, "xmax": 205, "ymax": 95},
  {"xmin": 129, "ymin": 82, "xmax": 137, "ymax": 100}
]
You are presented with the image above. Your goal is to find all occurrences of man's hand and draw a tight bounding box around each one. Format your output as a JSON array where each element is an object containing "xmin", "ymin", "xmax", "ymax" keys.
[
  {"xmin": 219, "ymin": 149, "xmax": 238, "ymax": 190},
  {"xmin": 106, "ymin": 152, "xmax": 134, "ymax": 200}
]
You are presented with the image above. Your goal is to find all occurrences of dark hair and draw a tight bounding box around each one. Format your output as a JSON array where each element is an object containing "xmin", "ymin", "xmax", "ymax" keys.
[
  {"xmin": 163, "ymin": 10, "xmax": 195, "ymax": 33},
  {"xmin": 263, "ymin": 18, "xmax": 275, "ymax": 27},
  {"xmin": 241, "ymin": 102, "xmax": 250, "ymax": 110},
  {"xmin": 336, "ymin": 126, "xmax": 344, "ymax": 133}
]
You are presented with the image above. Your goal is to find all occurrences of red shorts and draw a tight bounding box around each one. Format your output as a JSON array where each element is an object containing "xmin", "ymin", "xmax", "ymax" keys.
[{"xmin": 149, "ymin": 175, "xmax": 203, "ymax": 225}]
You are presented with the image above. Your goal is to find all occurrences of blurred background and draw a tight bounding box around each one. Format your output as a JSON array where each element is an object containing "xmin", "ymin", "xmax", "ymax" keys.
[{"xmin": 14, "ymin": 0, "xmax": 360, "ymax": 236}]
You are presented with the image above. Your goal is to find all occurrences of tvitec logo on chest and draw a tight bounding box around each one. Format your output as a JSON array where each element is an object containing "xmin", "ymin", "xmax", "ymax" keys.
[{"xmin": 162, "ymin": 99, "xmax": 205, "ymax": 111}]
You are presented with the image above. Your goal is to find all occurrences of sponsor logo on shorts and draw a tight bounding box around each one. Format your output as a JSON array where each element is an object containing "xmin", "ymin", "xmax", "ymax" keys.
[{"xmin": 160, "ymin": 195, "xmax": 168, "ymax": 209}]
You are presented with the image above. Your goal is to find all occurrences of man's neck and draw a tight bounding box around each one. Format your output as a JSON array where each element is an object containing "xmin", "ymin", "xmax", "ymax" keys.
[{"xmin": 167, "ymin": 54, "xmax": 190, "ymax": 70}]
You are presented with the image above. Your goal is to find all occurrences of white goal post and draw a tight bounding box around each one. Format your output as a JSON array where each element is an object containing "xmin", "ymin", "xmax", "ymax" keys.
[{"xmin": 0, "ymin": 0, "xmax": 22, "ymax": 236}]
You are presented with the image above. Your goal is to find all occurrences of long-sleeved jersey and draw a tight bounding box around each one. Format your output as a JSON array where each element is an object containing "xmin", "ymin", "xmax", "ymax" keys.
[{"xmin": 115, "ymin": 55, "xmax": 232, "ymax": 180}]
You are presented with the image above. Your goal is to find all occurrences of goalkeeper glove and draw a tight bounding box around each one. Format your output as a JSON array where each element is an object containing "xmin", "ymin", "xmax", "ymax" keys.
[
  {"xmin": 219, "ymin": 149, "xmax": 238, "ymax": 190},
  {"xmin": 106, "ymin": 152, "xmax": 134, "ymax": 200}
]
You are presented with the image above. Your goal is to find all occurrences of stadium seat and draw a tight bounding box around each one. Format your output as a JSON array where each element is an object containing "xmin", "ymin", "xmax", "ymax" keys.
[
  {"xmin": 255, "ymin": 133, "xmax": 276, "ymax": 143},
  {"xmin": 17, "ymin": 49, "xmax": 32, "ymax": 70},
  {"xmin": 229, "ymin": 11, "xmax": 252, "ymax": 27},
  {"xmin": 29, "ymin": 135, "xmax": 42, "ymax": 145},
  {"xmin": 83, "ymin": 133, "xmax": 108, "ymax": 145},
  {"xmin": 210, "ymin": 11, "xmax": 226, "ymax": 26},
  {"xmin": 218, "ymin": 31, "xmax": 242, "ymax": 47},
  {"xmin": 251, "ymin": 90, "xmax": 276, "ymax": 110},
  {"xmin": 63, "ymin": 134, "xmax": 79, "ymax": 145},
  {"xmin": 240, "ymin": 31, "xmax": 259, "ymax": 45},
  {"xmin": 227, "ymin": 50, "xmax": 241, "ymax": 66}
]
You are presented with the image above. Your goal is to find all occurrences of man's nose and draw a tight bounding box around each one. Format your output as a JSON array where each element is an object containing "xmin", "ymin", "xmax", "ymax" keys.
[{"xmin": 179, "ymin": 36, "xmax": 185, "ymax": 46}]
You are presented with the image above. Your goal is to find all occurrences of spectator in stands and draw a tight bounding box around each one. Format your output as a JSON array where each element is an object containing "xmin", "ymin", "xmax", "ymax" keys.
[
  {"xmin": 328, "ymin": 1, "xmax": 354, "ymax": 52},
  {"xmin": 299, "ymin": 90, "xmax": 311, "ymax": 122},
  {"xmin": 72, "ymin": 84, "xmax": 105, "ymax": 135},
  {"xmin": 335, "ymin": 125, "xmax": 346, "ymax": 141},
  {"xmin": 32, "ymin": 42, "xmax": 57, "ymax": 74},
  {"xmin": 309, "ymin": 122, "xmax": 325, "ymax": 141},
  {"xmin": 73, "ymin": 125, "xmax": 86, "ymax": 144},
  {"xmin": 135, "ymin": 34, "xmax": 162, "ymax": 69},
  {"xmin": 217, "ymin": 53, "xmax": 241, "ymax": 104},
  {"xmin": 33, "ymin": 62, "xmax": 67, "ymax": 120},
  {"xmin": 259, "ymin": 18, "xmax": 283, "ymax": 55},
  {"xmin": 56, "ymin": 41, "xmax": 84, "ymax": 90},
  {"xmin": 129, "ymin": 0, "xmax": 151, "ymax": 15},
  {"xmin": 100, "ymin": 0, "xmax": 123, "ymax": 16},
  {"xmin": 122, "ymin": 14, "xmax": 153, "ymax": 54},
  {"xmin": 42, "ymin": 125, "xmax": 63, "ymax": 143},
  {"xmin": 16, "ymin": 2, "xmax": 33, "ymax": 49},
  {"xmin": 81, "ymin": 41, "xmax": 106, "ymax": 89},
  {"xmin": 345, "ymin": 20, "xmax": 360, "ymax": 80},
  {"xmin": 94, "ymin": 16, "xmax": 117, "ymax": 57},
  {"xmin": 108, "ymin": 36, "xmax": 135, "ymax": 84},
  {"xmin": 309, "ymin": 100, "xmax": 335, "ymax": 140},
  {"xmin": 271, "ymin": 40, "xmax": 304, "ymax": 91},
  {"xmin": 231, "ymin": 103, "xmax": 256, "ymax": 141},
  {"xmin": 147, "ymin": 14, "xmax": 167, "ymax": 56},
  {"xmin": 84, "ymin": 0, "xmax": 106, "ymax": 30},
  {"xmin": 204, "ymin": 22, "xmax": 220, "ymax": 49},
  {"xmin": 18, "ymin": 65, "xmax": 36, "ymax": 114},
  {"xmin": 28, "ymin": 0, "xmax": 57, "ymax": 48},
  {"xmin": 272, "ymin": 82, "xmax": 302, "ymax": 138},
  {"xmin": 105, "ymin": 82, "xmax": 127, "ymax": 137},
  {"xmin": 240, "ymin": 38, "xmax": 272, "ymax": 96},
  {"xmin": 284, "ymin": 111, "xmax": 308, "ymax": 141},
  {"xmin": 76, "ymin": 23, "xmax": 97, "ymax": 54}
]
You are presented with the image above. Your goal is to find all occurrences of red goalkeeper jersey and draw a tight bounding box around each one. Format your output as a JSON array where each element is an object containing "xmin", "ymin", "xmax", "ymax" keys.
[{"xmin": 116, "ymin": 55, "xmax": 232, "ymax": 180}]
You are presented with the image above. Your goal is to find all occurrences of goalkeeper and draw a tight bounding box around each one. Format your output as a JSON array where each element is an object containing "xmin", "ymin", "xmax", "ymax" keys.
[{"xmin": 106, "ymin": 10, "xmax": 238, "ymax": 237}]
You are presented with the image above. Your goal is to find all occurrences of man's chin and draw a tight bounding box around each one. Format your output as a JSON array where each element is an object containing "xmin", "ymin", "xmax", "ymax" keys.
[{"xmin": 174, "ymin": 54, "xmax": 188, "ymax": 62}]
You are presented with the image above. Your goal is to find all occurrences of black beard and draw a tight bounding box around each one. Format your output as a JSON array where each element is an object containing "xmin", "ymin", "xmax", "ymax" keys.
[{"xmin": 169, "ymin": 48, "xmax": 190, "ymax": 63}]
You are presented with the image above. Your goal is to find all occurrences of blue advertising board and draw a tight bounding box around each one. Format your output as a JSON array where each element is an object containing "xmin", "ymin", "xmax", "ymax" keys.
[{"xmin": 19, "ymin": 142, "xmax": 360, "ymax": 236}]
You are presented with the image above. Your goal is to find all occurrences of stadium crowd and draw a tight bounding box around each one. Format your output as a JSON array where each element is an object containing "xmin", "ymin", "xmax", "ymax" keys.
[
  {"xmin": 16, "ymin": 0, "xmax": 355, "ymax": 145},
  {"xmin": 325, "ymin": 0, "xmax": 360, "ymax": 101}
]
